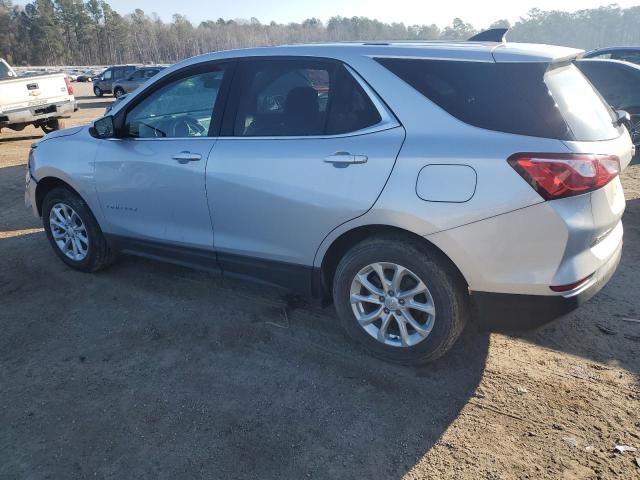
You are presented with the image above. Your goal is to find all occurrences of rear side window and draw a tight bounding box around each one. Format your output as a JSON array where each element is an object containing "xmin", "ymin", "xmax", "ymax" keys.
[
  {"xmin": 326, "ymin": 66, "xmax": 382, "ymax": 135},
  {"xmin": 375, "ymin": 58, "xmax": 620, "ymax": 141},
  {"xmin": 232, "ymin": 59, "xmax": 382, "ymax": 137}
]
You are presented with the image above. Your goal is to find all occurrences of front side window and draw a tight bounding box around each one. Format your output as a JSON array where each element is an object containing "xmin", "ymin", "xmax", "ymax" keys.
[
  {"xmin": 124, "ymin": 66, "xmax": 226, "ymax": 138},
  {"xmin": 102, "ymin": 69, "xmax": 112, "ymax": 80},
  {"xmin": 233, "ymin": 59, "xmax": 381, "ymax": 137}
]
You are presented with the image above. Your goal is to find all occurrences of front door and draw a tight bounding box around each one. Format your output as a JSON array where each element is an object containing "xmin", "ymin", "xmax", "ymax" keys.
[
  {"xmin": 94, "ymin": 63, "xmax": 231, "ymax": 251},
  {"xmin": 206, "ymin": 58, "xmax": 405, "ymax": 281}
]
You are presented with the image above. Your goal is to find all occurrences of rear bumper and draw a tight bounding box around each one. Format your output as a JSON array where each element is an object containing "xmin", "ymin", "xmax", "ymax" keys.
[
  {"xmin": 0, "ymin": 100, "xmax": 75, "ymax": 126},
  {"xmin": 471, "ymin": 239, "xmax": 622, "ymax": 331}
]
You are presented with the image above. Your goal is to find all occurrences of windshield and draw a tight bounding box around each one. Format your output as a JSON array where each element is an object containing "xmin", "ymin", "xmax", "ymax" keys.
[{"xmin": 545, "ymin": 63, "xmax": 621, "ymax": 141}]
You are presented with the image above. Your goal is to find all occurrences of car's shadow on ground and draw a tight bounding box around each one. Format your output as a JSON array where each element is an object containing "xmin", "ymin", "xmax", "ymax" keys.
[
  {"xmin": 0, "ymin": 238, "xmax": 490, "ymax": 479},
  {"xmin": 0, "ymin": 161, "xmax": 491, "ymax": 478}
]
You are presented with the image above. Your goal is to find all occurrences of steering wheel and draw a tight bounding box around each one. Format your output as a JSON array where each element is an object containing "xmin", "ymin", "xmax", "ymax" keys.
[{"xmin": 170, "ymin": 116, "xmax": 206, "ymax": 137}]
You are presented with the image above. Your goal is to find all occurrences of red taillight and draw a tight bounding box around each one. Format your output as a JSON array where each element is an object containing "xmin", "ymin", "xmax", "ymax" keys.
[
  {"xmin": 508, "ymin": 153, "xmax": 620, "ymax": 200},
  {"xmin": 550, "ymin": 273, "xmax": 594, "ymax": 292},
  {"xmin": 64, "ymin": 76, "xmax": 74, "ymax": 96}
]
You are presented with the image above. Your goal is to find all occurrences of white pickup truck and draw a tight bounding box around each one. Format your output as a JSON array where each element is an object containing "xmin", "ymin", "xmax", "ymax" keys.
[{"xmin": 0, "ymin": 58, "xmax": 77, "ymax": 134}]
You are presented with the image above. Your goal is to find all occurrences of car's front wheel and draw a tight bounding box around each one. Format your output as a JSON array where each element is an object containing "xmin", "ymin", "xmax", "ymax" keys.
[
  {"xmin": 333, "ymin": 234, "xmax": 469, "ymax": 364},
  {"xmin": 42, "ymin": 188, "xmax": 114, "ymax": 272},
  {"xmin": 93, "ymin": 86, "xmax": 103, "ymax": 97}
]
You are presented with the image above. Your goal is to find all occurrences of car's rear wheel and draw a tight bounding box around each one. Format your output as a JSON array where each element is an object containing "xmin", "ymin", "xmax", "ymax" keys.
[
  {"xmin": 113, "ymin": 87, "xmax": 125, "ymax": 99},
  {"xmin": 42, "ymin": 188, "xmax": 114, "ymax": 272},
  {"xmin": 333, "ymin": 234, "xmax": 469, "ymax": 364},
  {"xmin": 93, "ymin": 86, "xmax": 103, "ymax": 97}
]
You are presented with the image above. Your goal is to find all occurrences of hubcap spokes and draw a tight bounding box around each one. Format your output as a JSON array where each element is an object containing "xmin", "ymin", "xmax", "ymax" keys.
[
  {"xmin": 350, "ymin": 262, "xmax": 436, "ymax": 348},
  {"xmin": 49, "ymin": 203, "xmax": 89, "ymax": 261}
]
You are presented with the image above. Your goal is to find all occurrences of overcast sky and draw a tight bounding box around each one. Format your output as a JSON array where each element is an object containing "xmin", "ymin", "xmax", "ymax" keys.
[{"xmin": 14, "ymin": 0, "xmax": 640, "ymax": 26}]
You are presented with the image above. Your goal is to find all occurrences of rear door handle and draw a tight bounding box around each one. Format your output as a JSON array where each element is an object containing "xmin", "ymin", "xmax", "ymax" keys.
[
  {"xmin": 172, "ymin": 151, "xmax": 202, "ymax": 164},
  {"xmin": 323, "ymin": 152, "xmax": 368, "ymax": 167}
]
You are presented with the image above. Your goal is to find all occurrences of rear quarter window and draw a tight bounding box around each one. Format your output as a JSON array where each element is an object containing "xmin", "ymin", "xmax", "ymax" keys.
[{"xmin": 375, "ymin": 58, "xmax": 621, "ymax": 141}]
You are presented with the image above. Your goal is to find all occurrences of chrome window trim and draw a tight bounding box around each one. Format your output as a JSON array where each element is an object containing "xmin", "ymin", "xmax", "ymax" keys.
[{"xmin": 110, "ymin": 124, "xmax": 401, "ymax": 142}]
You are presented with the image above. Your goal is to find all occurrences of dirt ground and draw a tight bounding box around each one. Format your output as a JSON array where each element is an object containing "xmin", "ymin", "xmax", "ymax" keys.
[{"xmin": 1, "ymin": 83, "xmax": 639, "ymax": 480}]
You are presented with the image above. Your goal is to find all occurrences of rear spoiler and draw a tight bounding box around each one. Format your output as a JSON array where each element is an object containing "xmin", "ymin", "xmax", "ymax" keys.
[{"xmin": 468, "ymin": 28, "xmax": 508, "ymax": 43}]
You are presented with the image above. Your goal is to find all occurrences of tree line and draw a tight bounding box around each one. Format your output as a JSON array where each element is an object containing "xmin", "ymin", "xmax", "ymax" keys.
[{"xmin": 1, "ymin": 1, "xmax": 640, "ymax": 67}]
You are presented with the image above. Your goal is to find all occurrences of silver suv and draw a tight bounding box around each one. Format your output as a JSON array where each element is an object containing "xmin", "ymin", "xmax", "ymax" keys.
[{"xmin": 25, "ymin": 41, "xmax": 633, "ymax": 364}]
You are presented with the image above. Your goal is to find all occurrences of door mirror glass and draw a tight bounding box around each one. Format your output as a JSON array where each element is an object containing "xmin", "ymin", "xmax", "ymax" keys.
[{"xmin": 93, "ymin": 116, "xmax": 115, "ymax": 138}]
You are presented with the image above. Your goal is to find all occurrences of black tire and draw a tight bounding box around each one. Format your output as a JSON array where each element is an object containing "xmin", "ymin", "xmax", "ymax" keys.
[
  {"xmin": 42, "ymin": 188, "xmax": 115, "ymax": 273},
  {"xmin": 40, "ymin": 118, "xmax": 64, "ymax": 134},
  {"xmin": 333, "ymin": 233, "xmax": 469, "ymax": 365},
  {"xmin": 113, "ymin": 87, "xmax": 125, "ymax": 99},
  {"xmin": 93, "ymin": 86, "xmax": 103, "ymax": 97}
]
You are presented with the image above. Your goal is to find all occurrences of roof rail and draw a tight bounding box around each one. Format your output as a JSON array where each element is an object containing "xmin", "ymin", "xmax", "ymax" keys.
[{"xmin": 468, "ymin": 28, "xmax": 508, "ymax": 43}]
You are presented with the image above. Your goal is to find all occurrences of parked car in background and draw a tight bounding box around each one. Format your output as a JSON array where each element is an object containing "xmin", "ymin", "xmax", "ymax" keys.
[
  {"xmin": 93, "ymin": 65, "xmax": 138, "ymax": 97},
  {"xmin": 1, "ymin": 58, "xmax": 76, "ymax": 134},
  {"xmin": 64, "ymin": 71, "xmax": 78, "ymax": 82},
  {"xmin": 112, "ymin": 66, "xmax": 166, "ymax": 98},
  {"xmin": 584, "ymin": 46, "xmax": 640, "ymax": 65},
  {"xmin": 577, "ymin": 58, "xmax": 640, "ymax": 147},
  {"xmin": 76, "ymin": 71, "xmax": 95, "ymax": 82},
  {"xmin": 26, "ymin": 41, "xmax": 632, "ymax": 364}
]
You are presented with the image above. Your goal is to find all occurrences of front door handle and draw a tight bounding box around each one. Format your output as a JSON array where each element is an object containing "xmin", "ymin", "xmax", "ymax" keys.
[
  {"xmin": 323, "ymin": 152, "xmax": 368, "ymax": 167},
  {"xmin": 172, "ymin": 151, "xmax": 202, "ymax": 164}
]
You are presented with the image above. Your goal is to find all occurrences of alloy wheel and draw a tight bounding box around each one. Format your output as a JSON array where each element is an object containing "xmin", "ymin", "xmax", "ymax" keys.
[
  {"xmin": 350, "ymin": 262, "xmax": 436, "ymax": 347},
  {"xmin": 49, "ymin": 203, "xmax": 89, "ymax": 261}
]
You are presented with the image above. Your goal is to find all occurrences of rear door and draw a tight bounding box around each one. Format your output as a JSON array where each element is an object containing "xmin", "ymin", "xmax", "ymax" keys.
[{"xmin": 206, "ymin": 57, "xmax": 405, "ymax": 277}]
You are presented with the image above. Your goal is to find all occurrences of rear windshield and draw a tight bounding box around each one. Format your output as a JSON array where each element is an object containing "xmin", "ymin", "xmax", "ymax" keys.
[{"xmin": 375, "ymin": 58, "xmax": 621, "ymax": 141}]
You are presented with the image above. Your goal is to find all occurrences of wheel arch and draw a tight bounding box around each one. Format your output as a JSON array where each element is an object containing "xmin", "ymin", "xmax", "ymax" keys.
[
  {"xmin": 318, "ymin": 224, "xmax": 469, "ymax": 300},
  {"xmin": 35, "ymin": 177, "xmax": 84, "ymax": 216}
]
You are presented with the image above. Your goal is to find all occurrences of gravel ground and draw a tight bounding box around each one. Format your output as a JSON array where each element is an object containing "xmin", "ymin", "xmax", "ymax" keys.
[{"xmin": 1, "ymin": 83, "xmax": 639, "ymax": 479}]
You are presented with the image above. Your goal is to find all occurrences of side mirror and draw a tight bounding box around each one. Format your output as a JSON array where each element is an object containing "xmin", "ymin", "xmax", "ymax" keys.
[{"xmin": 91, "ymin": 115, "xmax": 115, "ymax": 139}]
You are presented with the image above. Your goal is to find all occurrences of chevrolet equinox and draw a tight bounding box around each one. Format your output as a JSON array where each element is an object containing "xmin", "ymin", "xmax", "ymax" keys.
[{"xmin": 26, "ymin": 41, "xmax": 633, "ymax": 364}]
